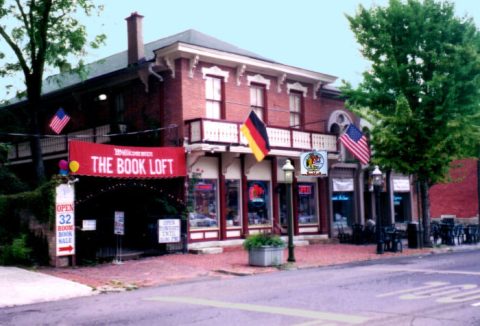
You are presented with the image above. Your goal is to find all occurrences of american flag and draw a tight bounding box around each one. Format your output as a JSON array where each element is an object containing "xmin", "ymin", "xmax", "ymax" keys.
[
  {"xmin": 49, "ymin": 108, "xmax": 70, "ymax": 134},
  {"xmin": 339, "ymin": 124, "xmax": 370, "ymax": 165}
]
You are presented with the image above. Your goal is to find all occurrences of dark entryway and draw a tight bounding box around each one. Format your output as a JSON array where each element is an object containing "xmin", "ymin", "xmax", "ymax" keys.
[{"xmin": 74, "ymin": 177, "xmax": 185, "ymax": 264}]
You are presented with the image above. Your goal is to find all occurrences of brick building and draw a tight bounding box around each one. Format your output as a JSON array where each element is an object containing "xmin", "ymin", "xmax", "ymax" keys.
[
  {"xmin": 430, "ymin": 158, "xmax": 479, "ymax": 224},
  {"xmin": 3, "ymin": 13, "xmax": 418, "ymax": 262}
]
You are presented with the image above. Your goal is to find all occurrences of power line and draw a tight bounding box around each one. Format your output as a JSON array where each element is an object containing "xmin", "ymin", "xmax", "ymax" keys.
[{"xmin": 0, "ymin": 124, "xmax": 178, "ymax": 138}]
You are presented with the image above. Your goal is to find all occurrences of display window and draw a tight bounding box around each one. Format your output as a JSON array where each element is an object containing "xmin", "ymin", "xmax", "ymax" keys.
[
  {"xmin": 297, "ymin": 183, "xmax": 318, "ymax": 225},
  {"xmin": 247, "ymin": 180, "xmax": 271, "ymax": 226},
  {"xmin": 188, "ymin": 179, "xmax": 218, "ymax": 229},
  {"xmin": 278, "ymin": 183, "xmax": 318, "ymax": 227},
  {"xmin": 332, "ymin": 192, "xmax": 354, "ymax": 227},
  {"xmin": 226, "ymin": 179, "xmax": 242, "ymax": 227}
]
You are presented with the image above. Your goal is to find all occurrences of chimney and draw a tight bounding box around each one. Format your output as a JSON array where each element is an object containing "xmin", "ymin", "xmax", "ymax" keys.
[{"xmin": 126, "ymin": 12, "xmax": 145, "ymax": 65}]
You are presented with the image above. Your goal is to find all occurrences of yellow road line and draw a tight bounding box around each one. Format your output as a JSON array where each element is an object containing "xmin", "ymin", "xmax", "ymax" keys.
[{"xmin": 144, "ymin": 296, "xmax": 369, "ymax": 324}]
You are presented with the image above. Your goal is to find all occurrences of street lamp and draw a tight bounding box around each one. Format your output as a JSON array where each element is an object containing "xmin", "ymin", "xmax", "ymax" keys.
[
  {"xmin": 282, "ymin": 159, "xmax": 295, "ymax": 262},
  {"xmin": 372, "ymin": 165, "xmax": 384, "ymax": 254}
]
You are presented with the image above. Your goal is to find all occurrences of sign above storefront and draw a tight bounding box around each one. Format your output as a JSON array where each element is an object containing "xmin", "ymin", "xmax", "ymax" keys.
[
  {"xmin": 393, "ymin": 178, "xmax": 410, "ymax": 192},
  {"xmin": 300, "ymin": 150, "xmax": 328, "ymax": 176},
  {"xmin": 69, "ymin": 141, "xmax": 186, "ymax": 178}
]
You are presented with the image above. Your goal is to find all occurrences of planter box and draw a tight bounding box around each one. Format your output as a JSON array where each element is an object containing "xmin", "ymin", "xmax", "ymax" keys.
[{"xmin": 248, "ymin": 246, "xmax": 284, "ymax": 266}]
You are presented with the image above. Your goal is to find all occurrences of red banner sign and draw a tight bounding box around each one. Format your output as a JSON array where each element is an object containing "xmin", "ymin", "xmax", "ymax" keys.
[{"xmin": 69, "ymin": 141, "xmax": 186, "ymax": 178}]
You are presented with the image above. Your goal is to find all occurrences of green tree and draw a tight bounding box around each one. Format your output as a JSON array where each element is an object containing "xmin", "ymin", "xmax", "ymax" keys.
[
  {"xmin": 0, "ymin": 0, "xmax": 105, "ymax": 185},
  {"xmin": 342, "ymin": 0, "xmax": 480, "ymax": 245}
]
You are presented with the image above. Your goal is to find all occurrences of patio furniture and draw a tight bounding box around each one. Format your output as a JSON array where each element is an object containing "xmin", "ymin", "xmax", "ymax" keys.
[
  {"xmin": 430, "ymin": 222, "xmax": 440, "ymax": 245},
  {"xmin": 352, "ymin": 224, "xmax": 365, "ymax": 245},
  {"xmin": 452, "ymin": 224, "xmax": 464, "ymax": 245},
  {"xmin": 336, "ymin": 224, "xmax": 351, "ymax": 244}
]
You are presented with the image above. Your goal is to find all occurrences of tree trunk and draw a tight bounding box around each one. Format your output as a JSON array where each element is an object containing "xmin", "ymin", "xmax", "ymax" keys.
[
  {"xmin": 27, "ymin": 79, "xmax": 46, "ymax": 185},
  {"xmin": 420, "ymin": 181, "xmax": 433, "ymax": 247}
]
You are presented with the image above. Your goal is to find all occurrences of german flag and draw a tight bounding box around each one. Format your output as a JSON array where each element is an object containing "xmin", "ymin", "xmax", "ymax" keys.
[{"xmin": 240, "ymin": 111, "xmax": 271, "ymax": 162}]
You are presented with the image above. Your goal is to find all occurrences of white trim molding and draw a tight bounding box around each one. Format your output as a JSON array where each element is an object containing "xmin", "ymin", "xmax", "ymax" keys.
[
  {"xmin": 202, "ymin": 65, "xmax": 230, "ymax": 82},
  {"xmin": 287, "ymin": 82, "xmax": 308, "ymax": 97},
  {"xmin": 277, "ymin": 73, "xmax": 287, "ymax": 93},
  {"xmin": 313, "ymin": 81, "xmax": 323, "ymax": 100},
  {"xmin": 236, "ymin": 64, "xmax": 246, "ymax": 86},
  {"xmin": 327, "ymin": 110, "xmax": 352, "ymax": 130},
  {"xmin": 164, "ymin": 56, "xmax": 175, "ymax": 78},
  {"xmin": 247, "ymin": 74, "xmax": 271, "ymax": 90},
  {"xmin": 189, "ymin": 55, "xmax": 200, "ymax": 78}
]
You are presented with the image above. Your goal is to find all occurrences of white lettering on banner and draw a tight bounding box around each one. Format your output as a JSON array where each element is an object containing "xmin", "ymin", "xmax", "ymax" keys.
[
  {"xmin": 149, "ymin": 159, "xmax": 174, "ymax": 175},
  {"xmin": 89, "ymin": 156, "xmax": 175, "ymax": 176},
  {"xmin": 91, "ymin": 156, "xmax": 113, "ymax": 174},
  {"xmin": 117, "ymin": 158, "xmax": 147, "ymax": 175},
  {"xmin": 114, "ymin": 148, "xmax": 153, "ymax": 157}
]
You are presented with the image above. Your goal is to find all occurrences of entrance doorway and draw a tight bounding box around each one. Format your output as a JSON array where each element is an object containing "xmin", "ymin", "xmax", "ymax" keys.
[{"xmin": 74, "ymin": 178, "xmax": 185, "ymax": 264}]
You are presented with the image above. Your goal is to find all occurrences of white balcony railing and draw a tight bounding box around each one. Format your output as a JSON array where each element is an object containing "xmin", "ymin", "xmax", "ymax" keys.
[{"xmin": 187, "ymin": 118, "xmax": 337, "ymax": 152}]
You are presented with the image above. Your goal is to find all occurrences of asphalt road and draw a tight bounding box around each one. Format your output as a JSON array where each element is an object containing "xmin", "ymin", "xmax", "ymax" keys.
[{"xmin": 1, "ymin": 250, "xmax": 480, "ymax": 325}]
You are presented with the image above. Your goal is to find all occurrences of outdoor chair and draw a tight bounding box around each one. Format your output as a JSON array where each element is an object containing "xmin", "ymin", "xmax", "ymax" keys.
[
  {"xmin": 363, "ymin": 223, "xmax": 376, "ymax": 244},
  {"xmin": 352, "ymin": 224, "xmax": 365, "ymax": 245},
  {"xmin": 440, "ymin": 223, "xmax": 455, "ymax": 246},
  {"xmin": 452, "ymin": 224, "xmax": 464, "ymax": 245},
  {"xmin": 336, "ymin": 224, "xmax": 351, "ymax": 244},
  {"xmin": 465, "ymin": 224, "xmax": 479, "ymax": 244},
  {"xmin": 430, "ymin": 222, "xmax": 440, "ymax": 245},
  {"xmin": 383, "ymin": 225, "xmax": 400, "ymax": 252}
]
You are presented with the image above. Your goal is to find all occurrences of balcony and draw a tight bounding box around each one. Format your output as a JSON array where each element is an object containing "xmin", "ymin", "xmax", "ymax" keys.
[
  {"xmin": 186, "ymin": 118, "xmax": 338, "ymax": 153},
  {"xmin": 7, "ymin": 125, "xmax": 112, "ymax": 163}
]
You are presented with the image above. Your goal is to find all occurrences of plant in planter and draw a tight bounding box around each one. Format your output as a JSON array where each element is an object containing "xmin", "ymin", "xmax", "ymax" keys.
[{"xmin": 243, "ymin": 232, "xmax": 285, "ymax": 267}]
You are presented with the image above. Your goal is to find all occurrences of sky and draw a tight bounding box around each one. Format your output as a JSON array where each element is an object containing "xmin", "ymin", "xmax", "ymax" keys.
[{"xmin": 1, "ymin": 0, "xmax": 480, "ymax": 100}]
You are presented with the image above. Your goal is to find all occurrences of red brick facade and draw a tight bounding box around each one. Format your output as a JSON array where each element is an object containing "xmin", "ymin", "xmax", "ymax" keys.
[{"xmin": 430, "ymin": 159, "xmax": 479, "ymax": 219}]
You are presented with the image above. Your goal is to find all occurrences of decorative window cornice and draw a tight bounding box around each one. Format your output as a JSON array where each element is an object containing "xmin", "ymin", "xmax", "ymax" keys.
[
  {"xmin": 246, "ymin": 74, "xmax": 271, "ymax": 90},
  {"xmin": 287, "ymin": 82, "xmax": 308, "ymax": 97},
  {"xmin": 202, "ymin": 65, "xmax": 229, "ymax": 82}
]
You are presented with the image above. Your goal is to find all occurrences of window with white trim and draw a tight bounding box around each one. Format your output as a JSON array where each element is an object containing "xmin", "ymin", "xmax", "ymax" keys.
[
  {"xmin": 205, "ymin": 76, "xmax": 222, "ymax": 119},
  {"xmin": 289, "ymin": 91, "xmax": 302, "ymax": 128},
  {"xmin": 250, "ymin": 84, "xmax": 266, "ymax": 122}
]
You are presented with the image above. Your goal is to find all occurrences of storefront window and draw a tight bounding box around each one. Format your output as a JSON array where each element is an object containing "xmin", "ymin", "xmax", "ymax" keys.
[
  {"xmin": 188, "ymin": 179, "xmax": 218, "ymax": 229},
  {"xmin": 226, "ymin": 179, "xmax": 241, "ymax": 227},
  {"xmin": 297, "ymin": 183, "xmax": 318, "ymax": 225},
  {"xmin": 247, "ymin": 180, "xmax": 271, "ymax": 226},
  {"xmin": 332, "ymin": 192, "xmax": 354, "ymax": 227},
  {"xmin": 394, "ymin": 192, "xmax": 411, "ymax": 223}
]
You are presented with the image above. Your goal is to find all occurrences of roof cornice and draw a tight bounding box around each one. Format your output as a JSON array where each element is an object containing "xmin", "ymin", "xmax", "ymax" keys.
[{"xmin": 154, "ymin": 42, "xmax": 337, "ymax": 85}]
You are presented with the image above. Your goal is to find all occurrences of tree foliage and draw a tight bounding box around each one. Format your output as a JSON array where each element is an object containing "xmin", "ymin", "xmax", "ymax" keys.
[
  {"xmin": 0, "ymin": 0, "xmax": 105, "ymax": 184},
  {"xmin": 343, "ymin": 0, "xmax": 480, "ymax": 185},
  {"xmin": 342, "ymin": 0, "xmax": 480, "ymax": 245}
]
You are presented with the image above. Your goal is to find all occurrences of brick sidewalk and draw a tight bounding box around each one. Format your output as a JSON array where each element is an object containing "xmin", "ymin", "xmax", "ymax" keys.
[{"xmin": 38, "ymin": 243, "xmax": 432, "ymax": 291}]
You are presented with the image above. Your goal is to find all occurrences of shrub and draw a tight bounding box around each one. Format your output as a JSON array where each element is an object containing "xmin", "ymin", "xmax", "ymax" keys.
[
  {"xmin": 0, "ymin": 233, "xmax": 32, "ymax": 265},
  {"xmin": 243, "ymin": 232, "xmax": 285, "ymax": 251}
]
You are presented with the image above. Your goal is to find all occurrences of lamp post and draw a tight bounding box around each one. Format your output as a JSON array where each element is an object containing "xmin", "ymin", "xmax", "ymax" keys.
[
  {"xmin": 372, "ymin": 165, "xmax": 384, "ymax": 254},
  {"xmin": 282, "ymin": 159, "xmax": 295, "ymax": 262}
]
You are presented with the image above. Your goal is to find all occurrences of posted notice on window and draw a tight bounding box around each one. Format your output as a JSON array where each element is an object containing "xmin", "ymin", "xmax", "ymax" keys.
[{"xmin": 158, "ymin": 219, "xmax": 180, "ymax": 243}]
